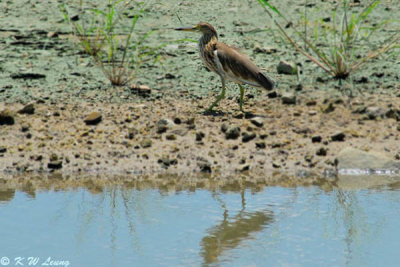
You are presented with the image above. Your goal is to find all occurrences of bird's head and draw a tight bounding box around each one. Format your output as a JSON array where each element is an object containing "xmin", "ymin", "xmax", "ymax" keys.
[{"xmin": 175, "ymin": 22, "xmax": 217, "ymax": 36}]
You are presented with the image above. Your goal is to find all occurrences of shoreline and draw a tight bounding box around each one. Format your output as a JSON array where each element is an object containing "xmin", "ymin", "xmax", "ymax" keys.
[{"xmin": 1, "ymin": 91, "xmax": 400, "ymax": 183}]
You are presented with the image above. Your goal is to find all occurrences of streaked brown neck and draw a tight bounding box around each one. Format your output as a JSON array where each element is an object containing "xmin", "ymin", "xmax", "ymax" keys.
[{"xmin": 199, "ymin": 32, "xmax": 218, "ymax": 48}]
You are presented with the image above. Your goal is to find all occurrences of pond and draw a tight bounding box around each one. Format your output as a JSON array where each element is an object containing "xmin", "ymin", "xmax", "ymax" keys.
[{"xmin": 1, "ymin": 181, "xmax": 400, "ymax": 267}]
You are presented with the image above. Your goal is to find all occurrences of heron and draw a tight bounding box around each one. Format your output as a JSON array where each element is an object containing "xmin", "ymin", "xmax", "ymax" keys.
[{"xmin": 175, "ymin": 22, "xmax": 275, "ymax": 112}]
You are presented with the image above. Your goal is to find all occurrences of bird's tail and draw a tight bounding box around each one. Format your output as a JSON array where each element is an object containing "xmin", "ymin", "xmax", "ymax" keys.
[{"xmin": 257, "ymin": 73, "xmax": 274, "ymax": 90}]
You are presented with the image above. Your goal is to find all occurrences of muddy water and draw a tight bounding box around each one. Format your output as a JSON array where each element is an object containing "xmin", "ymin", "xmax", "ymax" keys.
[{"xmin": 1, "ymin": 183, "xmax": 400, "ymax": 267}]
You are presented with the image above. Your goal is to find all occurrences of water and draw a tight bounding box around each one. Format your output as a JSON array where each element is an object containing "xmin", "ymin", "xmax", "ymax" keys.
[{"xmin": 1, "ymin": 183, "xmax": 400, "ymax": 267}]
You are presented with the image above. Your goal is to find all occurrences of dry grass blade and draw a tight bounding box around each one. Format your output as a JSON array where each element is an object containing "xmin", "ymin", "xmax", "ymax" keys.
[{"xmin": 257, "ymin": 0, "xmax": 399, "ymax": 81}]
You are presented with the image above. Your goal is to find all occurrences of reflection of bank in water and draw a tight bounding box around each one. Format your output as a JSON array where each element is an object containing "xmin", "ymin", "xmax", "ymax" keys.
[
  {"xmin": 200, "ymin": 191, "xmax": 274, "ymax": 264},
  {"xmin": 0, "ymin": 189, "xmax": 15, "ymax": 202}
]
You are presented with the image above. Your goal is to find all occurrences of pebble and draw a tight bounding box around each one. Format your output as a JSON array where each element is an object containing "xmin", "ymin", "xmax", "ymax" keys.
[
  {"xmin": 386, "ymin": 109, "xmax": 400, "ymax": 121},
  {"xmin": 256, "ymin": 142, "xmax": 266, "ymax": 149},
  {"xmin": 84, "ymin": 112, "xmax": 102, "ymax": 125},
  {"xmin": 267, "ymin": 91, "xmax": 278, "ymax": 98},
  {"xmin": 166, "ymin": 134, "xmax": 177, "ymax": 140},
  {"xmin": 311, "ymin": 135, "xmax": 322, "ymax": 143},
  {"xmin": 225, "ymin": 125, "xmax": 241, "ymax": 140},
  {"xmin": 308, "ymin": 110, "xmax": 317, "ymax": 116},
  {"xmin": 277, "ymin": 60, "xmax": 297, "ymax": 75},
  {"xmin": 365, "ymin": 106, "xmax": 384, "ymax": 120},
  {"xmin": 140, "ymin": 138, "xmax": 152, "ymax": 148},
  {"xmin": 272, "ymin": 161, "xmax": 281, "ymax": 168},
  {"xmin": 48, "ymin": 160, "xmax": 62, "ymax": 169},
  {"xmin": 197, "ymin": 157, "xmax": 211, "ymax": 173},
  {"xmin": 170, "ymin": 127, "xmax": 189, "ymax": 136},
  {"xmin": 242, "ymin": 132, "xmax": 256, "ymax": 142},
  {"xmin": 306, "ymin": 100, "xmax": 317, "ymax": 106},
  {"xmin": 18, "ymin": 103, "xmax": 35, "ymax": 115},
  {"xmin": 221, "ymin": 123, "xmax": 228, "ymax": 133},
  {"xmin": 0, "ymin": 109, "xmax": 15, "ymax": 125},
  {"xmin": 281, "ymin": 93, "xmax": 296, "ymax": 105},
  {"xmin": 237, "ymin": 164, "xmax": 250, "ymax": 172},
  {"xmin": 21, "ymin": 124, "xmax": 30, "ymax": 132},
  {"xmin": 316, "ymin": 147, "xmax": 328, "ymax": 156},
  {"xmin": 321, "ymin": 103, "xmax": 335, "ymax": 113},
  {"xmin": 127, "ymin": 127, "xmax": 138, "ymax": 139},
  {"xmin": 331, "ymin": 132, "xmax": 345, "ymax": 142},
  {"xmin": 250, "ymin": 117, "xmax": 264, "ymax": 128},
  {"xmin": 158, "ymin": 157, "xmax": 178, "ymax": 168},
  {"xmin": 130, "ymin": 84, "xmax": 151, "ymax": 97},
  {"xmin": 157, "ymin": 118, "xmax": 174, "ymax": 133},
  {"xmin": 195, "ymin": 131, "xmax": 205, "ymax": 141}
]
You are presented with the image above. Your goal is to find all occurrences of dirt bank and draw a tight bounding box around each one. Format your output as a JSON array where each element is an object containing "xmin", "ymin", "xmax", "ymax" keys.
[{"xmin": 0, "ymin": 0, "xmax": 400, "ymax": 182}]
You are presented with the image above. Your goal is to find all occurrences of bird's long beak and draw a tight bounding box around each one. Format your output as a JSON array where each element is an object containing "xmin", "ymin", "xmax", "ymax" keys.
[{"xmin": 175, "ymin": 26, "xmax": 197, "ymax": 32}]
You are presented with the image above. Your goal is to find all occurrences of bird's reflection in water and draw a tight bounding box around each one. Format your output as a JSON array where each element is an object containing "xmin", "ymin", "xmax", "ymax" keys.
[{"xmin": 200, "ymin": 190, "xmax": 273, "ymax": 264}]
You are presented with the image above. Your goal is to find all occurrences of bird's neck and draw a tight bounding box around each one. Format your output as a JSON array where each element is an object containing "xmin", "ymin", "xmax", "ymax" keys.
[{"xmin": 199, "ymin": 33, "xmax": 218, "ymax": 48}]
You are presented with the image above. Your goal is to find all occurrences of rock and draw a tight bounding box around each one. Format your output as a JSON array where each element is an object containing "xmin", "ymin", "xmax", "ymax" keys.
[
  {"xmin": 272, "ymin": 161, "xmax": 281, "ymax": 168},
  {"xmin": 197, "ymin": 157, "xmax": 211, "ymax": 173},
  {"xmin": 166, "ymin": 134, "xmax": 177, "ymax": 140},
  {"xmin": 321, "ymin": 102, "xmax": 335, "ymax": 113},
  {"xmin": 306, "ymin": 100, "xmax": 317, "ymax": 106},
  {"xmin": 84, "ymin": 112, "xmax": 102, "ymax": 125},
  {"xmin": 316, "ymin": 147, "xmax": 328, "ymax": 156},
  {"xmin": 0, "ymin": 109, "xmax": 15, "ymax": 125},
  {"xmin": 127, "ymin": 127, "xmax": 138, "ymax": 139},
  {"xmin": 331, "ymin": 132, "xmax": 345, "ymax": 142},
  {"xmin": 386, "ymin": 109, "xmax": 400, "ymax": 121},
  {"xmin": 158, "ymin": 157, "xmax": 178, "ymax": 168},
  {"xmin": 18, "ymin": 103, "xmax": 35, "ymax": 115},
  {"xmin": 48, "ymin": 160, "xmax": 62, "ymax": 170},
  {"xmin": 311, "ymin": 135, "xmax": 322, "ymax": 143},
  {"xmin": 185, "ymin": 117, "xmax": 195, "ymax": 126},
  {"xmin": 21, "ymin": 124, "xmax": 30, "ymax": 132},
  {"xmin": 225, "ymin": 125, "xmax": 241, "ymax": 140},
  {"xmin": 253, "ymin": 44, "xmax": 277, "ymax": 54},
  {"xmin": 50, "ymin": 153, "xmax": 58, "ymax": 161},
  {"xmin": 195, "ymin": 131, "xmax": 205, "ymax": 141},
  {"xmin": 242, "ymin": 132, "xmax": 256, "ymax": 142},
  {"xmin": 157, "ymin": 118, "xmax": 174, "ymax": 134},
  {"xmin": 337, "ymin": 147, "xmax": 400, "ymax": 171},
  {"xmin": 256, "ymin": 142, "xmax": 266, "ymax": 149},
  {"xmin": 267, "ymin": 91, "xmax": 278, "ymax": 98},
  {"xmin": 365, "ymin": 106, "xmax": 385, "ymax": 120},
  {"xmin": 277, "ymin": 60, "xmax": 297, "ymax": 75},
  {"xmin": 47, "ymin": 31, "xmax": 58, "ymax": 38},
  {"xmin": 305, "ymin": 155, "xmax": 313, "ymax": 162},
  {"xmin": 237, "ymin": 164, "xmax": 250, "ymax": 172},
  {"xmin": 281, "ymin": 93, "xmax": 296, "ymax": 105},
  {"xmin": 308, "ymin": 110, "xmax": 317, "ymax": 116},
  {"xmin": 11, "ymin": 73, "xmax": 46, "ymax": 79},
  {"xmin": 232, "ymin": 112, "xmax": 244, "ymax": 119},
  {"xmin": 140, "ymin": 138, "xmax": 152, "ymax": 148},
  {"xmin": 173, "ymin": 117, "xmax": 182, "ymax": 124},
  {"xmin": 130, "ymin": 84, "xmax": 151, "ymax": 97},
  {"xmin": 170, "ymin": 127, "xmax": 189, "ymax": 136},
  {"xmin": 221, "ymin": 123, "xmax": 228, "ymax": 133},
  {"xmin": 352, "ymin": 105, "xmax": 367, "ymax": 114},
  {"xmin": 250, "ymin": 117, "xmax": 264, "ymax": 128}
]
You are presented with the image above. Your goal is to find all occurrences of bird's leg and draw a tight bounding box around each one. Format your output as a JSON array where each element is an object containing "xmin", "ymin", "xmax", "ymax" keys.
[
  {"xmin": 238, "ymin": 84, "xmax": 245, "ymax": 112},
  {"xmin": 206, "ymin": 77, "xmax": 226, "ymax": 112}
]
